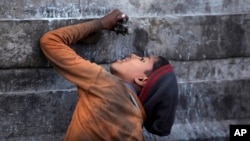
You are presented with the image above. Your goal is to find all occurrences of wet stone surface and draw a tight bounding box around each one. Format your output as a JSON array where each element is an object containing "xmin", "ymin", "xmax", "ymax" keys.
[
  {"xmin": 1, "ymin": 14, "xmax": 250, "ymax": 68},
  {"xmin": 1, "ymin": 0, "xmax": 250, "ymax": 140},
  {"xmin": 1, "ymin": 0, "xmax": 250, "ymax": 19},
  {"xmin": 0, "ymin": 91, "xmax": 77, "ymax": 139}
]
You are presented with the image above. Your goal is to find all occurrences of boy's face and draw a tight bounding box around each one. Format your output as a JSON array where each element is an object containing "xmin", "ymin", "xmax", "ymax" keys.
[{"xmin": 110, "ymin": 54, "xmax": 158, "ymax": 82}]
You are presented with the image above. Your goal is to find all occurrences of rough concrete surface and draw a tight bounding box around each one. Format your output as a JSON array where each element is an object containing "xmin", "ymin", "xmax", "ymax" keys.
[
  {"xmin": 1, "ymin": 0, "xmax": 250, "ymax": 19},
  {"xmin": 0, "ymin": 90, "xmax": 77, "ymax": 139},
  {"xmin": 1, "ymin": 14, "xmax": 250, "ymax": 68},
  {"xmin": 0, "ymin": 0, "xmax": 250, "ymax": 141}
]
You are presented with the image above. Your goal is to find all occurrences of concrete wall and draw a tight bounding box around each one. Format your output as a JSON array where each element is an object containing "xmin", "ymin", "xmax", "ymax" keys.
[{"xmin": 1, "ymin": 0, "xmax": 250, "ymax": 140}]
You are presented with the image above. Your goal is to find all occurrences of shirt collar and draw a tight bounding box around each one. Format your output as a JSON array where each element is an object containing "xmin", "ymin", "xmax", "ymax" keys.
[{"xmin": 124, "ymin": 82, "xmax": 137, "ymax": 95}]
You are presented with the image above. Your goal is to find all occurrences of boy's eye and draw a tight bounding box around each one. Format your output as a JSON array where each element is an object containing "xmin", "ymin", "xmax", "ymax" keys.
[{"xmin": 140, "ymin": 57, "xmax": 145, "ymax": 62}]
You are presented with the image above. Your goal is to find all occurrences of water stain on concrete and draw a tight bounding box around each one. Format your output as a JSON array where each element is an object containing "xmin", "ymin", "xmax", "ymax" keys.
[{"xmin": 133, "ymin": 28, "xmax": 149, "ymax": 56}]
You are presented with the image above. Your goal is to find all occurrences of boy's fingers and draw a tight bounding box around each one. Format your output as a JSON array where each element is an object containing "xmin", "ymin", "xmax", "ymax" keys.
[{"xmin": 117, "ymin": 13, "xmax": 128, "ymax": 20}]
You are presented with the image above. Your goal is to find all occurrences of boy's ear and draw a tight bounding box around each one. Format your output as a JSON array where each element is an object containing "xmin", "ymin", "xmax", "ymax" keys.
[{"xmin": 134, "ymin": 77, "xmax": 148, "ymax": 87}]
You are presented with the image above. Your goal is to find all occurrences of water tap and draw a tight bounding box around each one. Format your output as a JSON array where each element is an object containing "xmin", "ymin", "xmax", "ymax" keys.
[{"xmin": 113, "ymin": 14, "xmax": 129, "ymax": 36}]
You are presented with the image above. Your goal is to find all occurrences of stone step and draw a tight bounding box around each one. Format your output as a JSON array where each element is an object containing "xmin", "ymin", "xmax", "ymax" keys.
[
  {"xmin": 1, "ymin": 58, "xmax": 249, "ymax": 93},
  {"xmin": 1, "ymin": 117, "xmax": 249, "ymax": 141},
  {"xmin": 0, "ymin": 90, "xmax": 76, "ymax": 139},
  {"xmin": 172, "ymin": 57, "xmax": 250, "ymax": 82},
  {"xmin": 0, "ymin": 133, "xmax": 63, "ymax": 141},
  {"xmin": 1, "ymin": 0, "xmax": 249, "ymax": 140},
  {"xmin": 0, "ymin": 79, "xmax": 249, "ymax": 139},
  {"xmin": 177, "ymin": 79, "xmax": 250, "ymax": 123},
  {"xmin": 144, "ymin": 119, "xmax": 250, "ymax": 141},
  {"xmin": 0, "ymin": 68, "xmax": 74, "ymax": 93},
  {"xmin": 1, "ymin": 77, "xmax": 250, "ymax": 122},
  {"xmin": 1, "ymin": 14, "xmax": 250, "ymax": 68},
  {"xmin": 0, "ymin": 0, "xmax": 250, "ymax": 19}
]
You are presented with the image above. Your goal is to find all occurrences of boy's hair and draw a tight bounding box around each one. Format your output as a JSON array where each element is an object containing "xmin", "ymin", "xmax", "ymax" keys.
[{"xmin": 145, "ymin": 56, "xmax": 169, "ymax": 76}]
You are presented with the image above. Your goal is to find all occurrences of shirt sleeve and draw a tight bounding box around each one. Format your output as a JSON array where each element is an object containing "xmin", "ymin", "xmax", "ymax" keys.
[{"xmin": 40, "ymin": 20, "xmax": 103, "ymax": 91}]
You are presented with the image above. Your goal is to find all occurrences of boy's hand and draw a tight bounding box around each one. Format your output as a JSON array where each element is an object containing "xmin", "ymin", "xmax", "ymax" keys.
[{"xmin": 100, "ymin": 9, "xmax": 128, "ymax": 30}]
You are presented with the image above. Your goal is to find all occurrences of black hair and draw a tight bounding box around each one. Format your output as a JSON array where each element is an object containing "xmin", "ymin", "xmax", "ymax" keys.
[
  {"xmin": 145, "ymin": 56, "xmax": 169, "ymax": 76},
  {"xmin": 152, "ymin": 56, "xmax": 169, "ymax": 71}
]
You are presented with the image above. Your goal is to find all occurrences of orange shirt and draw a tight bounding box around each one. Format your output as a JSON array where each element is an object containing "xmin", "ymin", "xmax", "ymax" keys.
[{"xmin": 40, "ymin": 20, "xmax": 146, "ymax": 141}]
